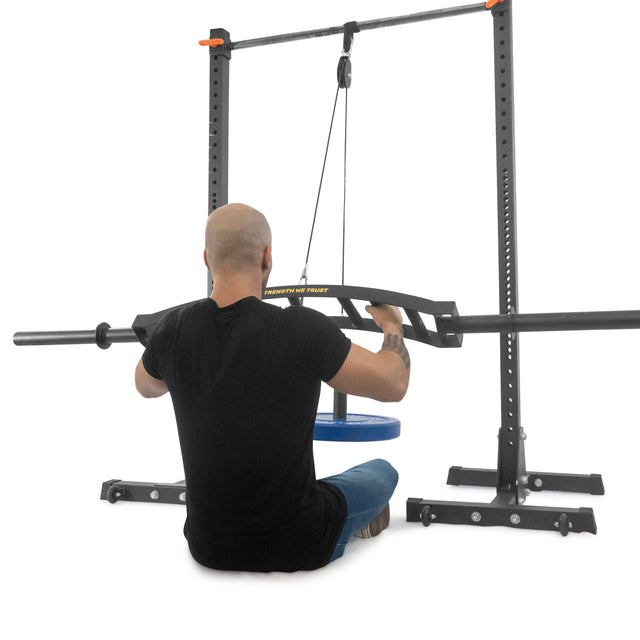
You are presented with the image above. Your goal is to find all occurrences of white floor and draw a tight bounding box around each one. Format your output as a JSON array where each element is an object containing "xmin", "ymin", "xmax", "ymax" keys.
[{"xmin": 3, "ymin": 0, "xmax": 639, "ymax": 637}]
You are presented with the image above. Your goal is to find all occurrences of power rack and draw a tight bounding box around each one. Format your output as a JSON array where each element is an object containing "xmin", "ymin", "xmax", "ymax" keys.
[
  {"xmin": 201, "ymin": 0, "xmax": 610, "ymax": 536},
  {"xmin": 14, "ymin": 0, "xmax": 640, "ymax": 535}
]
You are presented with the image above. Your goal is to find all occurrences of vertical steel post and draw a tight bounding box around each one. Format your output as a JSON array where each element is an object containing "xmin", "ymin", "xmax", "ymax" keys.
[
  {"xmin": 333, "ymin": 391, "xmax": 348, "ymax": 420},
  {"xmin": 207, "ymin": 29, "xmax": 231, "ymax": 296},
  {"xmin": 491, "ymin": 1, "xmax": 526, "ymax": 503}
]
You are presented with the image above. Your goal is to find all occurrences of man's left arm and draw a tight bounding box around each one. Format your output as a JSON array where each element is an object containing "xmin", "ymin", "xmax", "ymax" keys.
[{"xmin": 135, "ymin": 357, "xmax": 169, "ymax": 398}]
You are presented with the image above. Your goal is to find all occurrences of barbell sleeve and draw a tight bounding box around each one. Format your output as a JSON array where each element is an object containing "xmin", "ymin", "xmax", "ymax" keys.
[
  {"xmin": 13, "ymin": 326, "xmax": 139, "ymax": 347},
  {"xmin": 437, "ymin": 310, "xmax": 640, "ymax": 335}
]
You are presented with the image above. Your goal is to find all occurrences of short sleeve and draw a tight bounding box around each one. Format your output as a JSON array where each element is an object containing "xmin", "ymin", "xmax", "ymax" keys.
[
  {"xmin": 318, "ymin": 321, "xmax": 351, "ymax": 382},
  {"xmin": 142, "ymin": 337, "xmax": 163, "ymax": 380},
  {"xmin": 141, "ymin": 315, "xmax": 176, "ymax": 381},
  {"xmin": 288, "ymin": 307, "xmax": 351, "ymax": 382}
]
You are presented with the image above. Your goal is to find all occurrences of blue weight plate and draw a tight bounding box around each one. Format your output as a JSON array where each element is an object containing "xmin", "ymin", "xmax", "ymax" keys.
[{"xmin": 313, "ymin": 413, "xmax": 401, "ymax": 442}]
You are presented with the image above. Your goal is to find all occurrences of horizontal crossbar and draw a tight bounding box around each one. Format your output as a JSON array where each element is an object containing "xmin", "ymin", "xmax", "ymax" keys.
[{"xmin": 225, "ymin": 3, "xmax": 489, "ymax": 51}]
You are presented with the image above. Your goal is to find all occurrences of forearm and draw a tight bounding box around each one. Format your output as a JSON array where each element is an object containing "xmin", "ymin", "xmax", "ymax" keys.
[
  {"xmin": 327, "ymin": 305, "xmax": 411, "ymax": 403},
  {"xmin": 379, "ymin": 324, "xmax": 410, "ymax": 399}
]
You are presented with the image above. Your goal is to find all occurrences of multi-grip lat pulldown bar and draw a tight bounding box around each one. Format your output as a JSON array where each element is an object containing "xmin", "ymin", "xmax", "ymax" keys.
[{"xmin": 13, "ymin": 285, "xmax": 640, "ymax": 350}]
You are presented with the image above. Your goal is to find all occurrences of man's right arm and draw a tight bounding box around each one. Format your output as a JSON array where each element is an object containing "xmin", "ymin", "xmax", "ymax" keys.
[
  {"xmin": 135, "ymin": 357, "xmax": 169, "ymax": 398},
  {"xmin": 326, "ymin": 305, "xmax": 411, "ymax": 403}
]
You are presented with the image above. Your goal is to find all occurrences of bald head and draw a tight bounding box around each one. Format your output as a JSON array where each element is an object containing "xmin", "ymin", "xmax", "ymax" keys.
[{"xmin": 205, "ymin": 203, "xmax": 272, "ymax": 277}]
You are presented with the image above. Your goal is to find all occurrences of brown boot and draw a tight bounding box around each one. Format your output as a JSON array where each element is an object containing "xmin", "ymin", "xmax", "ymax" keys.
[{"xmin": 354, "ymin": 504, "xmax": 390, "ymax": 538}]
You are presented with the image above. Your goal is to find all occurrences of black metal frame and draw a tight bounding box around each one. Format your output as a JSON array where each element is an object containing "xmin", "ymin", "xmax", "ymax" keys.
[
  {"xmin": 407, "ymin": 0, "xmax": 601, "ymax": 536},
  {"xmin": 207, "ymin": 29, "xmax": 231, "ymax": 295},
  {"xmin": 13, "ymin": 1, "xmax": 639, "ymax": 530},
  {"xmin": 205, "ymin": 0, "xmax": 604, "ymax": 536}
]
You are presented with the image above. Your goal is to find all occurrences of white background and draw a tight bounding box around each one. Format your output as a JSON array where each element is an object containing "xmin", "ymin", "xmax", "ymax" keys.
[{"xmin": 2, "ymin": 0, "xmax": 639, "ymax": 637}]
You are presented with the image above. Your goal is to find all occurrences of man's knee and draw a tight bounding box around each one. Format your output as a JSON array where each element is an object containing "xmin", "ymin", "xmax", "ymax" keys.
[{"xmin": 368, "ymin": 458, "xmax": 399, "ymax": 489}]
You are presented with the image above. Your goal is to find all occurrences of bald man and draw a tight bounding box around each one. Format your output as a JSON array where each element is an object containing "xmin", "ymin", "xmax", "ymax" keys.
[{"xmin": 135, "ymin": 203, "xmax": 410, "ymax": 572}]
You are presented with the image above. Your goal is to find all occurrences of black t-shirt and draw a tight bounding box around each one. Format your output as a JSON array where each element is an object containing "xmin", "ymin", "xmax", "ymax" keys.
[{"xmin": 142, "ymin": 296, "xmax": 351, "ymax": 572}]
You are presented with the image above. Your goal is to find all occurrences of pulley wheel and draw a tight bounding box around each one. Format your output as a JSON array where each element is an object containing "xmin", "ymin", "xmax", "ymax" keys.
[{"xmin": 337, "ymin": 56, "xmax": 352, "ymax": 89}]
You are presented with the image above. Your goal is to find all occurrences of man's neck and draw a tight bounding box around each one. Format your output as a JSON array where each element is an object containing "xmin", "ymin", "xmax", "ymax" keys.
[{"xmin": 209, "ymin": 274, "xmax": 263, "ymax": 309}]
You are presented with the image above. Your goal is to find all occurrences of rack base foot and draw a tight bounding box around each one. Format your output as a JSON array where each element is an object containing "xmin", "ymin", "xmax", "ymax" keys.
[
  {"xmin": 446, "ymin": 466, "xmax": 605, "ymax": 495},
  {"xmin": 100, "ymin": 479, "xmax": 186, "ymax": 505},
  {"xmin": 406, "ymin": 496, "xmax": 597, "ymax": 535}
]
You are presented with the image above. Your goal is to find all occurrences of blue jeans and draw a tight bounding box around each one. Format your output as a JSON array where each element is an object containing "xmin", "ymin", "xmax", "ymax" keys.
[{"xmin": 321, "ymin": 459, "xmax": 399, "ymax": 562}]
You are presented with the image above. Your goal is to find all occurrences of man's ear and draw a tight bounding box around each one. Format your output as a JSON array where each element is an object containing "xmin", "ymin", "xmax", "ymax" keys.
[
  {"xmin": 203, "ymin": 248, "xmax": 210, "ymax": 270},
  {"xmin": 263, "ymin": 245, "xmax": 272, "ymax": 271}
]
